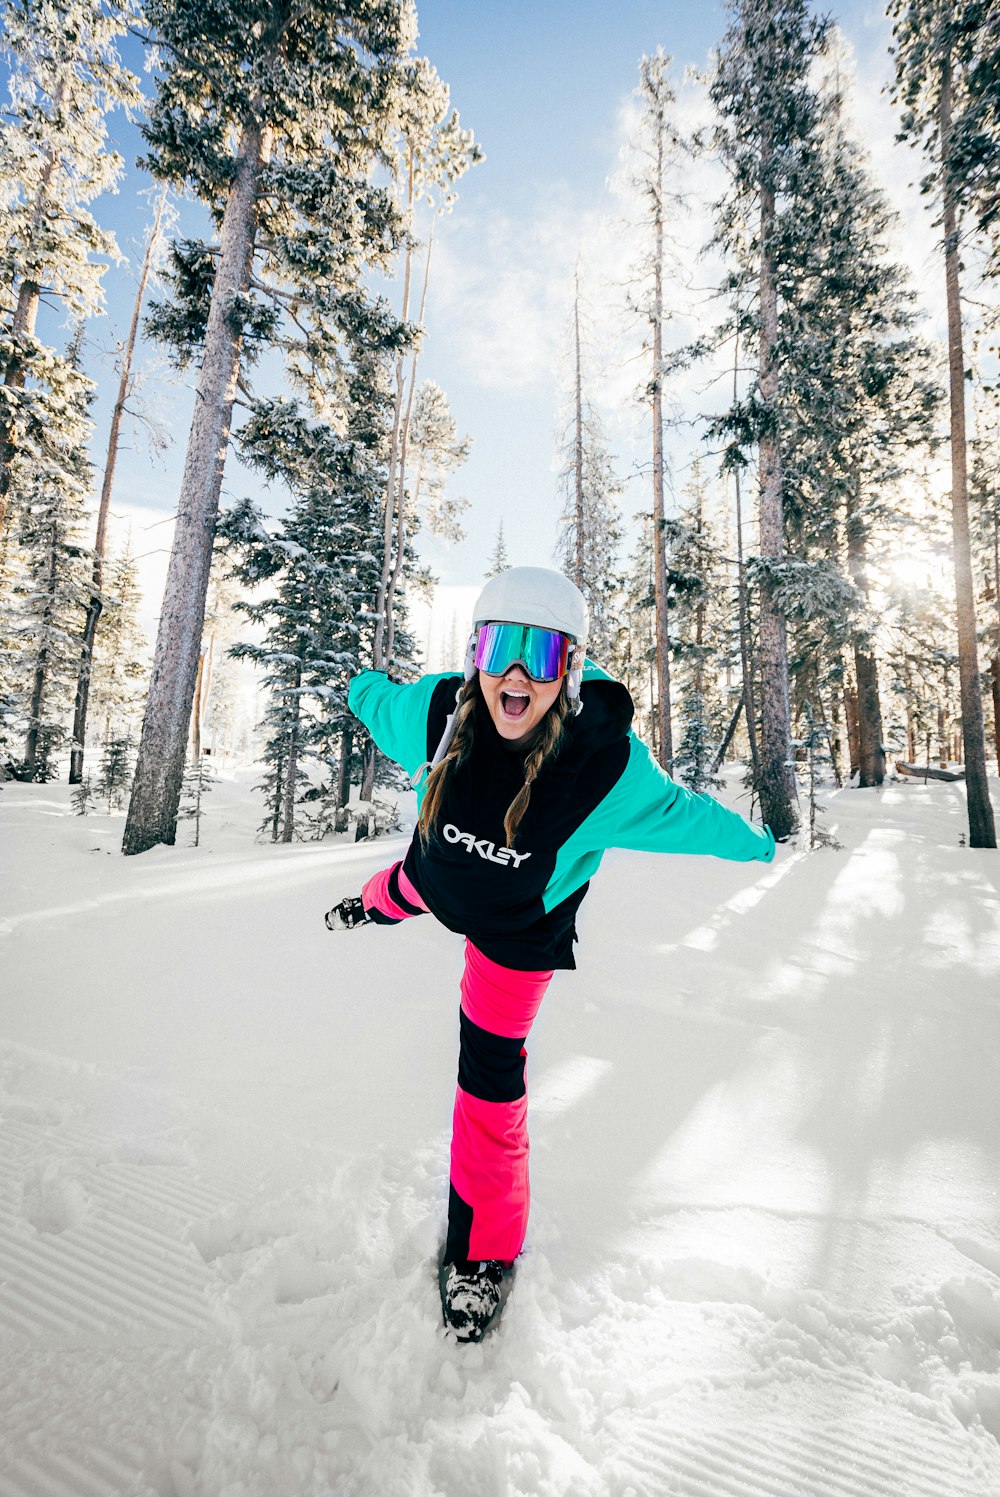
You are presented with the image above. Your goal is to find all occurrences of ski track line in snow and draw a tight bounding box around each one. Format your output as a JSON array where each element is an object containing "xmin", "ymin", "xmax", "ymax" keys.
[
  {"xmin": 0, "ymin": 838, "xmax": 409, "ymax": 936},
  {"xmin": 610, "ymin": 1403, "xmax": 986, "ymax": 1497}
]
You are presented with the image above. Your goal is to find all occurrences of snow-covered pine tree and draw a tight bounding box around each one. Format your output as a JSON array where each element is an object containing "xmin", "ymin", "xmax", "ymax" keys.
[
  {"xmin": 0, "ymin": 0, "xmax": 140, "ymax": 541},
  {"xmin": 88, "ymin": 540, "xmax": 149, "ymax": 751},
  {"xmin": 890, "ymin": 0, "xmax": 998, "ymax": 846},
  {"xmin": 710, "ymin": 0, "xmax": 832, "ymax": 839},
  {"xmin": 554, "ymin": 265, "xmax": 623, "ymax": 668},
  {"xmin": 405, "ymin": 380, "xmax": 471, "ymax": 545},
  {"xmin": 13, "ymin": 325, "xmax": 94, "ymax": 780},
  {"xmin": 123, "ymin": 0, "xmax": 417, "ymax": 856},
  {"xmin": 778, "ymin": 73, "xmax": 940, "ymax": 788},
  {"xmin": 70, "ymin": 185, "xmax": 174, "ymax": 784},
  {"xmin": 484, "ymin": 521, "xmax": 510, "ymax": 579},
  {"xmin": 668, "ymin": 461, "xmax": 732, "ymax": 792},
  {"xmin": 96, "ymin": 731, "xmax": 133, "ymax": 813},
  {"xmin": 221, "ymin": 392, "xmax": 389, "ymax": 844}
]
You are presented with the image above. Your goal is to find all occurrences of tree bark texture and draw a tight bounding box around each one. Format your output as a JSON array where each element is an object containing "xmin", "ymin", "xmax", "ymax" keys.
[
  {"xmin": 573, "ymin": 268, "xmax": 586, "ymax": 583},
  {"xmin": 123, "ymin": 121, "xmax": 270, "ymax": 855},
  {"xmin": 280, "ymin": 663, "xmax": 301, "ymax": 844},
  {"xmin": 845, "ymin": 478, "xmax": 884, "ymax": 786},
  {"xmin": 756, "ymin": 179, "xmax": 798, "ymax": 839},
  {"xmin": 844, "ymin": 679, "xmax": 861, "ymax": 776},
  {"xmin": 24, "ymin": 519, "xmax": 57, "ymax": 773},
  {"xmin": 651, "ymin": 126, "xmax": 673, "ymax": 771},
  {"xmin": 939, "ymin": 53, "xmax": 996, "ymax": 847},
  {"xmin": 71, "ymin": 186, "xmax": 168, "ymax": 783}
]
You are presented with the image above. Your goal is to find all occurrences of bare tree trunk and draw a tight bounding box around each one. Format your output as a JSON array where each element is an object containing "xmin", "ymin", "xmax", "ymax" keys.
[
  {"xmin": 756, "ymin": 174, "xmax": 798, "ymax": 838},
  {"xmin": 651, "ymin": 125, "xmax": 673, "ymax": 772},
  {"xmin": 939, "ymin": 52, "xmax": 996, "ymax": 847},
  {"xmin": 280, "ymin": 664, "xmax": 301, "ymax": 844},
  {"xmin": 384, "ymin": 228, "xmax": 432, "ymax": 670},
  {"xmin": 732, "ymin": 332, "xmax": 760, "ymax": 780},
  {"xmin": 993, "ymin": 510, "xmax": 1000, "ymax": 772},
  {"xmin": 190, "ymin": 654, "xmax": 205, "ymax": 762},
  {"xmin": 844, "ymin": 676, "xmax": 861, "ymax": 777},
  {"xmin": 71, "ymin": 186, "xmax": 169, "ymax": 783},
  {"xmin": 123, "ymin": 120, "xmax": 271, "ymax": 855},
  {"xmin": 711, "ymin": 697, "xmax": 743, "ymax": 775},
  {"xmin": 573, "ymin": 264, "xmax": 586, "ymax": 583},
  {"xmin": 24, "ymin": 520, "xmax": 58, "ymax": 774},
  {"xmin": 335, "ymin": 722, "xmax": 352, "ymax": 832},
  {"xmin": 846, "ymin": 477, "xmax": 884, "ymax": 787},
  {"xmin": 373, "ymin": 151, "xmax": 416, "ymax": 675}
]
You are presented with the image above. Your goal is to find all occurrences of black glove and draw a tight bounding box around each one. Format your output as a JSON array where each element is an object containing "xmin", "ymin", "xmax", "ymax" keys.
[{"xmin": 324, "ymin": 896, "xmax": 370, "ymax": 931}]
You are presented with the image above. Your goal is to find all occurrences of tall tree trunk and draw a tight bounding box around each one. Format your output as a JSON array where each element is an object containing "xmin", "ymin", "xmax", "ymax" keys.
[
  {"xmin": 733, "ymin": 331, "xmax": 760, "ymax": 780},
  {"xmin": 123, "ymin": 121, "xmax": 271, "ymax": 855},
  {"xmin": 845, "ymin": 476, "xmax": 884, "ymax": 786},
  {"xmin": 335, "ymin": 721, "xmax": 352, "ymax": 832},
  {"xmin": 190, "ymin": 653, "xmax": 205, "ymax": 762},
  {"xmin": 844, "ymin": 675, "xmax": 861, "ymax": 777},
  {"xmin": 280, "ymin": 663, "xmax": 301, "ymax": 844},
  {"xmin": 384, "ymin": 228, "xmax": 432, "ymax": 671},
  {"xmin": 993, "ymin": 510, "xmax": 1000, "ymax": 771},
  {"xmin": 572, "ymin": 264, "xmax": 586, "ymax": 583},
  {"xmin": 756, "ymin": 174, "xmax": 798, "ymax": 838},
  {"xmin": 939, "ymin": 51, "xmax": 996, "ymax": 847},
  {"xmin": 651, "ymin": 126, "xmax": 673, "ymax": 771},
  {"xmin": 71, "ymin": 186, "xmax": 169, "ymax": 783},
  {"xmin": 24, "ymin": 520, "xmax": 58, "ymax": 775}
]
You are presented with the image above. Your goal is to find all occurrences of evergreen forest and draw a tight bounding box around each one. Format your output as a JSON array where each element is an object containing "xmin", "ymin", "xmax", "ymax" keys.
[{"xmin": 1, "ymin": 0, "xmax": 998, "ymax": 852}]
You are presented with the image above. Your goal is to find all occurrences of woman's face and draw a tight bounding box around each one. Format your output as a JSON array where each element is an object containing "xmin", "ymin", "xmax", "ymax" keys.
[{"xmin": 478, "ymin": 663, "xmax": 563, "ymax": 745}]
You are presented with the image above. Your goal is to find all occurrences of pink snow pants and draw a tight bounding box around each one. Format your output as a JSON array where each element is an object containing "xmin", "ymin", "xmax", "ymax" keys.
[{"xmin": 361, "ymin": 860, "xmax": 553, "ymax": 1265}]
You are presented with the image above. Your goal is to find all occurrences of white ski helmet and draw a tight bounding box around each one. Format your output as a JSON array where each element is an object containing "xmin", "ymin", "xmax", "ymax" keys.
[
  {"xmin": 472, "ymin": 566, "xmax": 589, "ymax": 645},
  {"xmin": 464, "ymin": 566, "xmax": 589, "ymax": 714}
]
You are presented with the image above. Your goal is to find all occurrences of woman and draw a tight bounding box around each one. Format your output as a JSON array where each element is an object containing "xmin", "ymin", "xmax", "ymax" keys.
[{"xmin": 328, "ymin": 566, "xmax": 774, "ymax": 1340}]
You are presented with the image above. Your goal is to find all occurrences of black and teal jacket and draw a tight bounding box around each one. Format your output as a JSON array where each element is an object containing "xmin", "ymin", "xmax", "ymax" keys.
[{"xmin": 349, "ymin": 664, "xmax": 775, "ymax": 972}]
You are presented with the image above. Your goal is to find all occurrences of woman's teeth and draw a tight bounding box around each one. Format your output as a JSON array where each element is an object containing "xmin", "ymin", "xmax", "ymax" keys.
[{"xmin": 501, "ymin": 690, "xmax": 530, "ymax": 718}]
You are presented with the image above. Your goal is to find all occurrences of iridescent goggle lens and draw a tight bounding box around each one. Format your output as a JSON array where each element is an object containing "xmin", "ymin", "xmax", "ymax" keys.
[{"xmin": 474, "ymin": 622, "xmax": 572, "ymax": 682}]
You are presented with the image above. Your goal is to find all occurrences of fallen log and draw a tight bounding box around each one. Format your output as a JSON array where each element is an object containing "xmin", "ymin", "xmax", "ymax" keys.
[{"xmin": 895, "ymin": 761, "xmax": 966, "ymax": 783}]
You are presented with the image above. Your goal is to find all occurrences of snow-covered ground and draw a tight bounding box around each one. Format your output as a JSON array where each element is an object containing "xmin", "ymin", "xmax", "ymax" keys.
[{"xmin": 2, "ymin": 768, "xmax": 1000, "ymax": 1497}]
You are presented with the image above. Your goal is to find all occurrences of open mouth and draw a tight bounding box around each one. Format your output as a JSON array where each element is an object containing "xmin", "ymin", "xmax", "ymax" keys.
[{"xmin": 500, "ymin": 689, "xmax": 530, "ymax": 720}]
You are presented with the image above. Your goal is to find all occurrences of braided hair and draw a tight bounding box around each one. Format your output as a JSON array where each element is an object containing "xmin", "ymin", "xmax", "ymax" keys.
[{"xmin": 419, "ymin": 676, "xmax": 570, "ymax": 849}]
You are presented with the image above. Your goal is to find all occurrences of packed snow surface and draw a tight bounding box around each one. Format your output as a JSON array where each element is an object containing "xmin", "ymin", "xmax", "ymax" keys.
[{"xmin": 2, "ymin": 771, "xmax": 1000, "ymax": 1497}]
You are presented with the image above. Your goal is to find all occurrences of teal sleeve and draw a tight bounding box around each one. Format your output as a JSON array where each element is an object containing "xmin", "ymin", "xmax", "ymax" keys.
[
  {"xmin": 347, "ymin": 671, "xmax": 457, "ymax": 779},
  {"xmin": 574, "ymin": 733, "xmax": 775, "ymax": 863}
]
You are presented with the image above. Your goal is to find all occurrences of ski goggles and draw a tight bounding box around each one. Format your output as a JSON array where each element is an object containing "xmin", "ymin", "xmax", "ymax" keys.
[{"xmin": 473, "ymin": 622, "xmax": 573, "ymax": 682}]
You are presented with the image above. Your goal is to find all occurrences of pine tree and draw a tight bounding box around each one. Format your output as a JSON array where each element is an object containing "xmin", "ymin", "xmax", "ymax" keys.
[
  {"xmin": 123, "ymin": 0, "xmax": 416, "ymax": 856},
  {"xmin": 88, "ymin": 540, "xmax": 149, "ymax": 749},
  {"xmin": 405, "ymin": 380, "xmax": 471, "ymax": 544},
  {"xmin": 710, "ymin": 0, "xmax": 832, "ymax": 839},
  {"xmin": 779, "ymin": 75, "xmax": 940, "ymax": 788},
  {"xmin": 555, "ymin": 265, "xmax": 623, "ymax": 667},
  {"xmin": 668, "ymin": 462, "xmax": 732, "ymax": 792},
  {"xmin": 890, "ymin": 0, "xmax": 998, "ymax": 846},
  {"xmin": 0, "ymin": 0, "xmax": 140, "ymax": 540},
  {"xmin": 96, "ymin": 731, "xmax": 133, "ymax": 813},
  {"xmin": 485, "ymin": 521, "xmax": 510, "ymax": 578},
  {"xmin": 14, "ymin": 326, "xmax": 94, "ymax": 780},
  {"xmin": 221, "ymin": 393, "xmax": 389, "ymax": 844}
]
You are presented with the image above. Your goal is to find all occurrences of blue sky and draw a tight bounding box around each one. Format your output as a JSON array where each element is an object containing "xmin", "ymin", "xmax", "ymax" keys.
[{"xmin": 7, "ymin": 2, "xmax": 927, "ymax": 645}]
